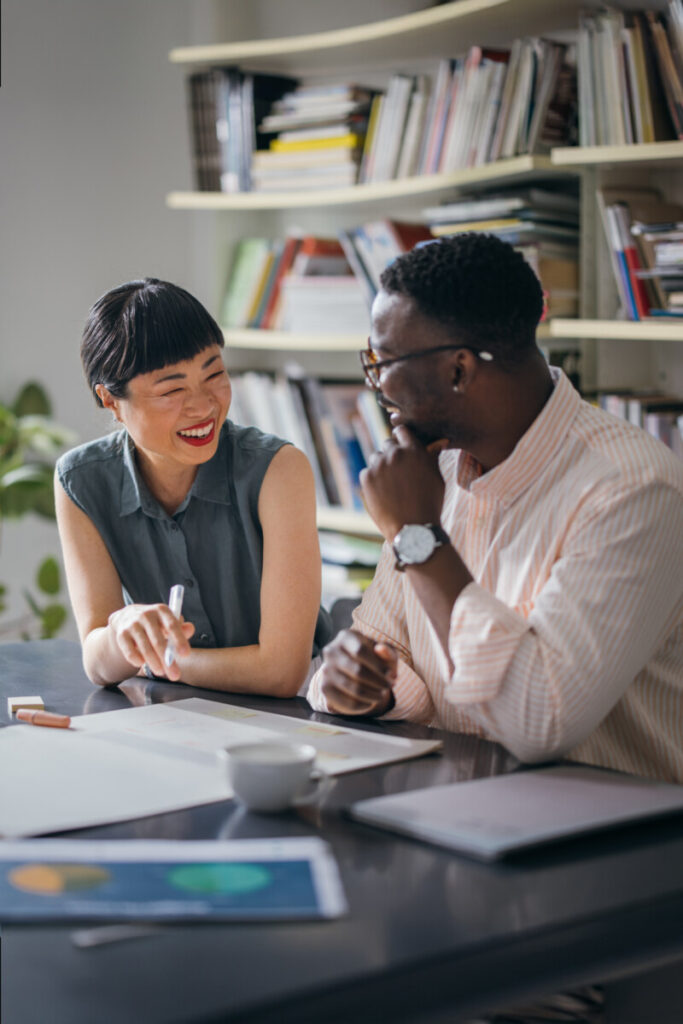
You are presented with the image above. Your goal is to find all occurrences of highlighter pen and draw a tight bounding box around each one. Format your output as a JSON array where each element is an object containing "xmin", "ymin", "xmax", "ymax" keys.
[
  {"xmin": 164, "ymin": 584, "xmax": 185, "ymax": 668},
  {"xmin": 16, "ymin": 709, "xmax": 71, "ymax": 729}
]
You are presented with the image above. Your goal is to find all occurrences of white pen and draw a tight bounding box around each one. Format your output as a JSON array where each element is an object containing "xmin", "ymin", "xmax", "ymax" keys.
[{"xmin": 164, "ymin": 584, "xmax": 185, "ymax": 668}]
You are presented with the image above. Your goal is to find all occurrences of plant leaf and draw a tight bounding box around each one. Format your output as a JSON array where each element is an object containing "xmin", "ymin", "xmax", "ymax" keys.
[
  {"xmin": 40, "ymin": 603, "xmax": 67, "ymax": 638},
  {"xmin": 37, "ymin": 556, "xmax": 60, "ymax": 595},
  {"xmin": 13, "ymin": 382, "xmax": 51, "ymax": 417}
]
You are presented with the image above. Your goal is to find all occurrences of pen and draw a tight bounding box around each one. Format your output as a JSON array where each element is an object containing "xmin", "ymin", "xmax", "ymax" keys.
[
  {"xmin": 164, "ymin": 584, "xmax": 185, "ymax": 668},
  {"xmin": 16, "ymin": 709, "xmax": 71, "ymax": 729}
]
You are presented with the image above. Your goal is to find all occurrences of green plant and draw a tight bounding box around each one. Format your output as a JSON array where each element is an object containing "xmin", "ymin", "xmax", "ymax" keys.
[{"xmin": 0, "ymin": 382, "xmax": 76, "ymax": 639}]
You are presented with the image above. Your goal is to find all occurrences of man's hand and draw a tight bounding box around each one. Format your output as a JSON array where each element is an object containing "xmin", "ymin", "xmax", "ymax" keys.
[
  {"xmin": 319, "ymin": 629, "xmax": 398, "ymax": 717},
  {"xmin": 360, "ymin": 426, "xmax": 446, "ymax": 541}
]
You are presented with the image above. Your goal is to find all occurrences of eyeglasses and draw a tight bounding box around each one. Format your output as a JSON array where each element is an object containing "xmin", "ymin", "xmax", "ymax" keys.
[{"xmin": 360, "ymin": 341, "xmax": 493, "ymax": 391}]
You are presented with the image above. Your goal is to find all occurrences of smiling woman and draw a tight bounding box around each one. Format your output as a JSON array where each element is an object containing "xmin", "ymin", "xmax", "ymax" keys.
[{"xmin": 55, "ymin": 278, "xmax": 330, "ymax": 694}]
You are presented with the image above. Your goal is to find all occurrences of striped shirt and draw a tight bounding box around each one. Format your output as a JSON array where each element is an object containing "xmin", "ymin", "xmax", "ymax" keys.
[{"xmin": 309, "ymin": 369, "xmax": 683, "ymax": 782}]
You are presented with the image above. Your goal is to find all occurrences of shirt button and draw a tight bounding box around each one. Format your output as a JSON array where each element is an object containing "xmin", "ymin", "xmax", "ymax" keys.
[
  {"xmin": 170, "ymin": 523, "xmax": 179, "ymax": 532},
  {"xmin": 184, "ymin": 578, "xmax": 195, "ymax": 588},
  {"xmin": 199, "ymin": 633, "xmax": 210, "ymax": 643}
]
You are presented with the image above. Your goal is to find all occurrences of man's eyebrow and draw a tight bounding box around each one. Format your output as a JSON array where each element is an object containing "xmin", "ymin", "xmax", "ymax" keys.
[{"xmin": 153, "ymin": 353, "xmax": 221, "ymax": 384}]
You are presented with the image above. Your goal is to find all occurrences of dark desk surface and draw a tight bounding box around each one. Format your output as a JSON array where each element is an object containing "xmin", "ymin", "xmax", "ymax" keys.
[{"xmin": 2, "ymin": 640, "xmax": 683, "ymax": 1024}]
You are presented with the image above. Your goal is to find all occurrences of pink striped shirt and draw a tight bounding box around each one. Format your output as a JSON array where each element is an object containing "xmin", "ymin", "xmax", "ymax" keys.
[{"xmin": 309, "ymin": 369, "xmax": 683, "ymax": 782}]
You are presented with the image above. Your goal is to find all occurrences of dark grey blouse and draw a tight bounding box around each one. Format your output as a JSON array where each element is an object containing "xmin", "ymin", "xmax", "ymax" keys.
[{"xmin": 57, "ymin": 422, "xmax": 331, "ymax": 653}]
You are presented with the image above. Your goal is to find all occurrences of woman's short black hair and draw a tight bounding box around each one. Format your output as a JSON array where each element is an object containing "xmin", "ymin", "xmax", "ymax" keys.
[
  {"xmin": 81, "ymin": 278, "xmax": 224, "ymax": 406},
  {"xmin": 379, "ymin": 233, "xmax": 544, "ymax": 367}
]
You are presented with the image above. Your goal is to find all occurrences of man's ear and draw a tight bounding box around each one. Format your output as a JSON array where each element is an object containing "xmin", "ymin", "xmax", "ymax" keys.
[
  {"xmin": 95, "ymin": 384, "xmax": 121, "ymax": 420},
  {"xmin": 450, "ymin": 349, "xmax": 479, "ymax": 394}
]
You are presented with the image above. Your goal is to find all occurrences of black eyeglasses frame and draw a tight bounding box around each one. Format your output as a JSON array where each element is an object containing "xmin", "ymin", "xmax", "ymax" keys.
[{"xmin": 360, "ymin": 341, "xmax": 493, "ymax": 390}]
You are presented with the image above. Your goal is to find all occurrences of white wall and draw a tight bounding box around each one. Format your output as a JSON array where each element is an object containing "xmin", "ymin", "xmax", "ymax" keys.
[{"xmin": 0, "ymin": 0, "xmax": 203, "ymax": 637}]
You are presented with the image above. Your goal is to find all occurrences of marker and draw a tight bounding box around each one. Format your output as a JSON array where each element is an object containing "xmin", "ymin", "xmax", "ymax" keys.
[
  {"xmin": 16, "ymin": 709, "xmax": 71, "ymax": 729},
  {"xmin": 164, "ymin": 584, "xmax": 185, "ymax": 668}
]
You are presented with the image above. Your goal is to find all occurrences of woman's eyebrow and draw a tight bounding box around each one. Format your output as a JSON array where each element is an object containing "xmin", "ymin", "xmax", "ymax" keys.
[{"xmin": 153, "ymin": 353, "xmax": 221, "ymax": 385}]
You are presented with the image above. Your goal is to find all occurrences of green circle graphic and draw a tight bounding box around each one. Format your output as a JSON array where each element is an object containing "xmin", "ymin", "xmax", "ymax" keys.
[{"xmin": 167, "ymin": 862, "xmax": 271, "ymax": 895}]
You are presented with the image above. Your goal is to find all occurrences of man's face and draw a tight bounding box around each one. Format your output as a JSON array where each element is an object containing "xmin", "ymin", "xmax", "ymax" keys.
[{"xmin": 369, "ymin": 290, "xmax": 479, "ymax": 450}]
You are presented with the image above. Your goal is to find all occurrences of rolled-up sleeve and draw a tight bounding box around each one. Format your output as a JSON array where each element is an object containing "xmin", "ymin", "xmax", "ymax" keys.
[{"xmin": 307, "ymin": 544, "xmax": 436, "ymax": 724}]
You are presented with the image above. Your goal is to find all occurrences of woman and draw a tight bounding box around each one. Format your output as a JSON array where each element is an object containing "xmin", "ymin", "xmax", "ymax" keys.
[{"xmin": 55, "ymin": 277, "xmax": 330, "ymax": 692}]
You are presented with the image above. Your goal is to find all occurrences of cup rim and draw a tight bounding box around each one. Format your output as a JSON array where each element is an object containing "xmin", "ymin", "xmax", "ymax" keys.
[{"xmin": 221, "ymin": 741, "xmax": 317, "ymax": 765}]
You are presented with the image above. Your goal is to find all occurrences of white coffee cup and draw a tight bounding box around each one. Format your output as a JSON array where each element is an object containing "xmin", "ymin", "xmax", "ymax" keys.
[{"xmin": 221, "ymin": 741, "xmax": 330, "ymax": 813}]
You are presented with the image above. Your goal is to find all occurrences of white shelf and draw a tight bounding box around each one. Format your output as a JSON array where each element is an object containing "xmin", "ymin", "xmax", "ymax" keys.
[
  {"xmin": 552, "ymin": 141, "xmax": 683, "ymax": 168},
  {"xmin": 549, "ymin": 319, "xmax": 683, "ymax": 342},
  {"xmin": 169, "ymin": 0, "xmax": 589, "ymax": 73},
  {"xmin": 225, "ymin": 325, "xmax": 552, "ymax": 351},
  {"xmin": 223, "ymin": 329, "xmax": 365, "ymax": 352},
  {"xmin": 167, "ymin": 157, "xmax": 567, "ymax": 212},
  {"xmin": 317, "ymin": 507, "xmax": 380, "ymax": 536}
]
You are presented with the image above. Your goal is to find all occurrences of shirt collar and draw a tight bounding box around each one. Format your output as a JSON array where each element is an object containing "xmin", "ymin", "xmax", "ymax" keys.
[
  {"xmin": 119, "ymin": 424, "xmax": 232, "ymax": 518},
  {"xmin": 455, "ymin": 367, "xmax": 581, "ymax": 505}
]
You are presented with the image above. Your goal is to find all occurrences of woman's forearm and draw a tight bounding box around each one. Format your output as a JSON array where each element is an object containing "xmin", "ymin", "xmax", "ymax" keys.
[{"xmin": 173, "ymin": 643, "xmax": 310, "ymax": 697}]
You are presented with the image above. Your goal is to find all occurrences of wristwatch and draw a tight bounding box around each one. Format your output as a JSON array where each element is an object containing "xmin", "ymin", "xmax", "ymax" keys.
[{"xmin": 392, "ymin": 523, "xmax": 449, "ymax": 571}]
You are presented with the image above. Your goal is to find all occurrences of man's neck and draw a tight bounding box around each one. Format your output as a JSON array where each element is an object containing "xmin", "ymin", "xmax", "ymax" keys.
[{"xmin": 471, "ymin": 353, "xmax": 555, "ymax": 473}]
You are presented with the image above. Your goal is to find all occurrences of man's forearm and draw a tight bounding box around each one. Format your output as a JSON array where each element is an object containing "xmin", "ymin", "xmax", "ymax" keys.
[{"xmin": 403, "ymin": 543, "xmax": 473, "ymax": 667}]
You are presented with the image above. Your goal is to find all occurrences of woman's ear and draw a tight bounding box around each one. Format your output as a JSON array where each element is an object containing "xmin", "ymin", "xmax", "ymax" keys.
[{"xmin": 96, "ymin": 384, "xmax": 121, "ymax": 421}]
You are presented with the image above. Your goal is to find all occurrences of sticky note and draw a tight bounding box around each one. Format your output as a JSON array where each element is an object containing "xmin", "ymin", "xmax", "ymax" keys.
[{"xmin": 7, "ymin": 695, "xmax": 45, "ymax": 716}]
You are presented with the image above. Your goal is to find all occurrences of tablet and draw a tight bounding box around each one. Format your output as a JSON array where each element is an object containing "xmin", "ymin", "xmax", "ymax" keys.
[{"xmin": 349, "ymin": 764, "xmax": 683, "ymax": 861}]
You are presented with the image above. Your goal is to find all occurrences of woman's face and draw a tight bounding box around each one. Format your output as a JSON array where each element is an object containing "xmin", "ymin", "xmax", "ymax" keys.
[{"xmin": 100, "ymin": 345, "xmax": 232, "ymax": 473}]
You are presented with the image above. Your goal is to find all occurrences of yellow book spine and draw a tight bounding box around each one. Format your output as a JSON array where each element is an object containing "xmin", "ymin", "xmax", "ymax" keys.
[
  {"xmin": 431, "ymin": 217, "xmax": 523, "ymax": 235},
  {"xmin": 271, "ymin": 133, "xmax": 364, "ymax": 152}
]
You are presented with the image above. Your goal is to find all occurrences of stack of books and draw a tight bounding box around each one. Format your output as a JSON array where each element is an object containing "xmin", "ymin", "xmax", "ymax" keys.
[
  {"xmin": 186, "ymin": 69, "xmax": 297, "ymax": 191},
  {"xmin": 424, "ymin": 187, "xmax": 580, "ymax": 317},
  {"xmin": 220, "ymin": 235, "xmax": 369, "ymax": 332},
  {"xmin": 279, "ymin": 238, "xmax": 368, "ymax": 333},
  {"xmin": 253, "ymin": 83, "xmax": 372, "ymax": 191},
  {"xmin": 577, "ymin": 5, "xmax": 683, "ymax": 147},
  {"xmin": 597, "ymin": 186, "xmax": 683, "ymax": 320},
  {"xmin": 598, "ymin": 391, "xmax": 683, "ymax": 457},
  {"xmin": 229, "ymin": 370, "xmax": 391, "ymax": 510}
]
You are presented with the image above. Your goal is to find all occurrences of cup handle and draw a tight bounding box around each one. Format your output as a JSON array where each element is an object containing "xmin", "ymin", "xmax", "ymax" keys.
[{"xmin": 292, "ymin": 767, "xmax": 333, "ymax": 808}]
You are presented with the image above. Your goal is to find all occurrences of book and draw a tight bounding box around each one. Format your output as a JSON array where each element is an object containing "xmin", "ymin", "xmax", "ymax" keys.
[
  {"xmin": 292, "ymin": 237, "xmax": 351, "ymax": 277},
  {"xmin": 645, "ymin": 10, "xmax": 683, "ymax": 138},
  {"xmin": 270, "ymin": 133, "xmax": 363, "ymax": 152},
  {"xmin": 220, "ymin": 239, "xmax": 272, "ymax": 328},
  {"xmin": 260, "ymin": 234, "xmax": 303, "ymax": 330}
]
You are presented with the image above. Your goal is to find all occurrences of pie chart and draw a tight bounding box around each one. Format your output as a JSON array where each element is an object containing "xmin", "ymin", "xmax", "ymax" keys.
[
  {"xmin": 167, "ymin": 862, "xmax": 271, "ymax": 894},
  {"xmin": 8, "ymin": 863, "xmax": 110, "ymax": 895}
]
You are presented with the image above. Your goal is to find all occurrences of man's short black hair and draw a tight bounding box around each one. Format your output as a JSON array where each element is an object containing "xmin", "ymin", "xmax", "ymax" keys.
[
  {"xmin": 81, "ymin": 278, "xmax": 224, "ymax": 406},
  {"xmin": 379, "ymin": 233, "xmax": 544, "ymax": 367}
]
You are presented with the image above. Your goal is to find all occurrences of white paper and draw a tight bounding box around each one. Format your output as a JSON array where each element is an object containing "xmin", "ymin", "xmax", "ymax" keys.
[
  {"xmin": 0, "ymin": 698, "xmax": 441, "ymax": 837},
  {"xmin": 74, "ymin": 697, "xmax": 443, "ymax": 776}
]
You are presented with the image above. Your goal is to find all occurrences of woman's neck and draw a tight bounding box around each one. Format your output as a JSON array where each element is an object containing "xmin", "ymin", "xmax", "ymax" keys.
[{"xmin": 134, "ymin": 448, "xmax": 198, "ymax": 516}]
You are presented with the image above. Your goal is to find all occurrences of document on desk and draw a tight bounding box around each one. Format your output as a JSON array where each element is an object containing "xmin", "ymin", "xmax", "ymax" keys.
[
  {"xmin": 0, "ymin": 698, "xmax": 441, "ymax": 837},
  {"xmin": 0, "ymin": 836, "xmax": 347, "ymax": 921}
]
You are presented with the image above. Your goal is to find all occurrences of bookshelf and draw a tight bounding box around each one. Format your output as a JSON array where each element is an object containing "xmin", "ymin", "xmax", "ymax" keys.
[
  {"xmin": 169, "ymin": 0, "xmax": 683, "ymax": 540},
  {"xmin": 169, "ymin": 0, "xmax": 591, "ymax": 73},
  {"xmin": 167, "ymin": 156, "xmax": 566, "ymax": 211}
]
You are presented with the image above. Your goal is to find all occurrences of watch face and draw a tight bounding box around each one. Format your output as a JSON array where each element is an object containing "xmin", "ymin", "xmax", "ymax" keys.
[{"xmin": 395, "ymin": 524, "xmax": 436, "ymax": 564}]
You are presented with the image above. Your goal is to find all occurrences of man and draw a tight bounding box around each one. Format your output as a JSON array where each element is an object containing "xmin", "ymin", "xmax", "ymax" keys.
[{"xmin": 308, "ymin": 233, "xmax": 683, "ymax": 782}]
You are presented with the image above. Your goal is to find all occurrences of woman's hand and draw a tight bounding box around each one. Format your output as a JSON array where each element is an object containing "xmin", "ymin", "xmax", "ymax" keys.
[
  {"xmin": 107, "ymin": 604, "xmax": 194, "ymax": 681},
  {"xmin": 318, "ymin": 629, "xmax": 398, "ymax": 717}
]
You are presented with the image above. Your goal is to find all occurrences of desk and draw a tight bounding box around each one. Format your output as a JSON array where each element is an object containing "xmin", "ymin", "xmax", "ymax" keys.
[{"xmin": 2, "ymin": 640, "xmax": 683, "ymax": 1024}]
